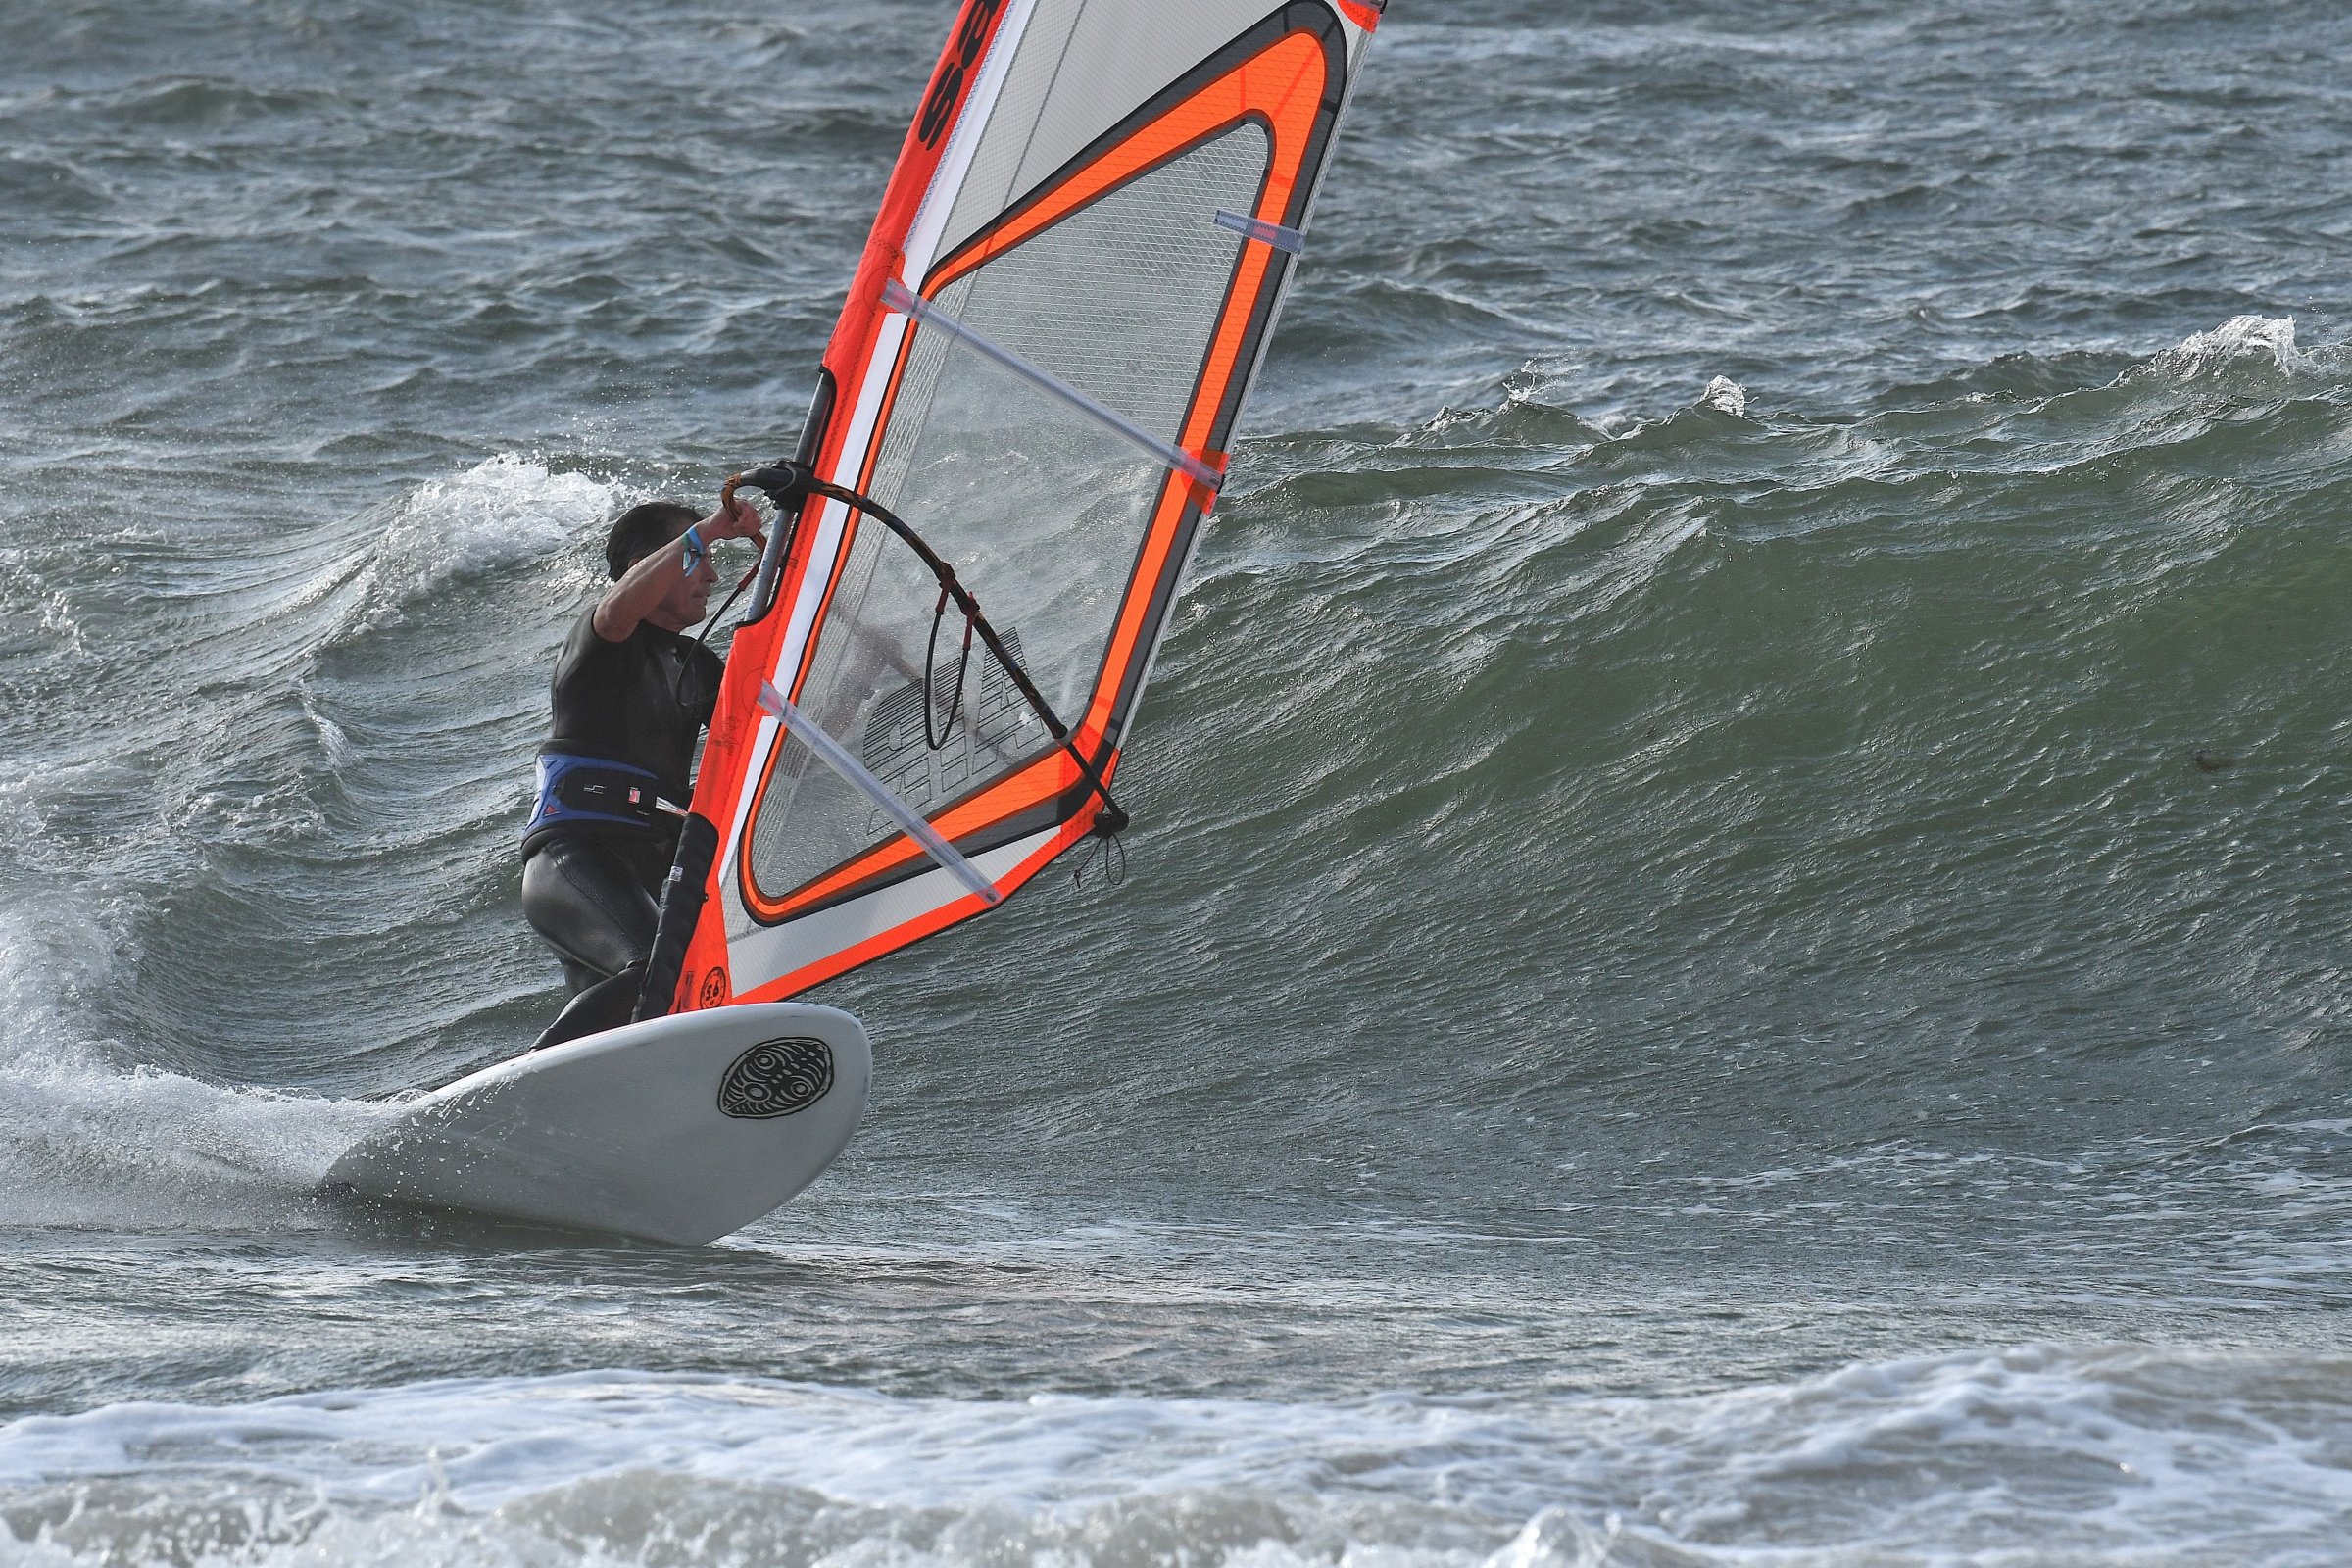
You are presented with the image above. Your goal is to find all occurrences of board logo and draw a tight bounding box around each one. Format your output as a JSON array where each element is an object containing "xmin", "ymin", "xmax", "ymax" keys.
[
  {"xmin": 698, "ymin": 968, "xmax": 729, "ymax": 1009},
  {"xmin": 717, "ymin": 1039, "xmax": 834, "ymax": 1120},
  {"xmin": 917, "ymin": 0, "xmax": 1004, "ymax": 148}
]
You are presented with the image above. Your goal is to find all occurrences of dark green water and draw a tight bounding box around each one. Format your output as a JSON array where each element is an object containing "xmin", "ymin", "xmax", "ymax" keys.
[{"xmin": 3, "ymin": 1, "xmax": 2350, "ymax": 1563}]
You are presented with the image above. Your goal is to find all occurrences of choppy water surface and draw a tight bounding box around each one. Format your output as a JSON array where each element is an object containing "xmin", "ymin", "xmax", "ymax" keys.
[{"xmin": 5, "ymin": 1, "xmax": 2352, "ymax": 1563}]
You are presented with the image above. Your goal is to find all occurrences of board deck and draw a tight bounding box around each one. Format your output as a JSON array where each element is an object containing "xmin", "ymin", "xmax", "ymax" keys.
[{"xmin": 323, "ymin": 1003, "xmax": 870, "ymax": 1245}]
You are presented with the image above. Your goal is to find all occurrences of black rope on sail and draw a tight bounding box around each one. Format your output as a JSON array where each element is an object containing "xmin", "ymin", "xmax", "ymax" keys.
[{"xmin": 723, "ymin": 462, "xmax": 1132, "ymax": 840}]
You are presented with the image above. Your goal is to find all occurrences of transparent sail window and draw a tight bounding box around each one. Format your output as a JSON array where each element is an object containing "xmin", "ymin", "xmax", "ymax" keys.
[{"xmin": 745, "ymin": 124, "xmax": 1272, "ymax": 907}]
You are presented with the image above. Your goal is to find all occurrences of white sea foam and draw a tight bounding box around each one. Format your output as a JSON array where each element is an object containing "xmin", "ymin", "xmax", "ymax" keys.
[
  {"xmin": 2148, "ymin": 314, "xmax": 2301, "ymax": 378},
  {"xmin": 1697, "ymin": 376, "xmax": 1748, "ymax": 416},
  {"xmin": 0, "ymin": 1045, "xmax": 385, "ymax": 1231},
  {"xmin": 0, "ymin": 901, "xmax": 389, "ymax": 1232},
  {"xmin": 2, "ymin": 1347, "xmax": 2348, "ymax": 1567},
  {"xmin": 348, "ymin": 454, "xmax": 620, "ymax": 632}
]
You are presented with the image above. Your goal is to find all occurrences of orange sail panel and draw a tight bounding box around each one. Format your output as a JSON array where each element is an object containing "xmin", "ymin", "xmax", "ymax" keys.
[{"xmin": 674, "ymin": 0, "xmax": 1382, "ymax": 1009}]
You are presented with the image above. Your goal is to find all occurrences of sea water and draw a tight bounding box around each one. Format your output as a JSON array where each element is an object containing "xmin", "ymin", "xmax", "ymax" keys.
[{"xmin": 4, "ymin": 1, "xmax": 2351, "ymax": 1563}]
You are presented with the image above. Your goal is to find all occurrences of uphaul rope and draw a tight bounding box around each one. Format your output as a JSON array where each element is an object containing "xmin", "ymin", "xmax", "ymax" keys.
[{"xmin": 721, "ymin": 460, "xmax": 1133, "ymax": 840}]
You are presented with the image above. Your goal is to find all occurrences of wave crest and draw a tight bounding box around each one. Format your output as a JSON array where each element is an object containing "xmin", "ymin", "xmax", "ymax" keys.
[
  {"xmin": 5, "ymin": 1348, "xmax": 2348, "ymax": 1566},
  {"xmin": 347, "ymin": 454, "xmax": 618, "ymax": 633},
  {"xmin": 1696, "ymin": 376, "xmax": 1748, "ymax": 416},
  {"xmin": 2148, "ymin": 313, "xmax": 2302, "ymax": 378}
]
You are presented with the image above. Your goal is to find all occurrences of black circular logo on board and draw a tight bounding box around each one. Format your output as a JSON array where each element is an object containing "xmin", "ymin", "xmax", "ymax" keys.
[{"xmin": 717, "ymin": 1038, "xmax": 834, "ymax": 1120}]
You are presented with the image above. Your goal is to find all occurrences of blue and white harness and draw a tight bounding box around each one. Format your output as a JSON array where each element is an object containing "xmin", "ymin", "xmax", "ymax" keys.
[{"xmin": 524, "ymin": 752, "xmax": 684, "ymax": 839}]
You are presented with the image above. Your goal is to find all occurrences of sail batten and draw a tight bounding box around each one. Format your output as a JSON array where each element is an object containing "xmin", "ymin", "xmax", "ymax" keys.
[
  {"xmin": 756, "ymin": 681, "xmax": 1005, "ymax": 908},
  {"xmin": 882, "ymin": 279, "xmax": 1228, "ymax": 489},
  {"xmin": 669, "ymin": 0, "xmax": 1380, "ymax": 1010}
]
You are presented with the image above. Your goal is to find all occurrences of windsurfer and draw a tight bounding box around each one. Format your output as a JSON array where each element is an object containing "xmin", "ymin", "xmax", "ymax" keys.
[{"xmin": 518, "ymin": 496, "xmax": 763, "ymax": 1031}]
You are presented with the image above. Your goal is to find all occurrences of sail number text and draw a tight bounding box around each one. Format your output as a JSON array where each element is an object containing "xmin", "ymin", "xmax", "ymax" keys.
[{"xmin": 919, "ymin": 0, "xmax": 1004, "ymax": 148}]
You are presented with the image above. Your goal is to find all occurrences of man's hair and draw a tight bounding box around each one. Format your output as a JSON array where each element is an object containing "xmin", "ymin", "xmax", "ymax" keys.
[{"xmin": 605, "ymin": 501, "xmax": 700, "ymax": 581}]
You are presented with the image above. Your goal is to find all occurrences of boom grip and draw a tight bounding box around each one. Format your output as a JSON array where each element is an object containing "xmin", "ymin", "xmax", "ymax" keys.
[{"xmin": 633, "ymin": 811, "xmax": 723, "ymax": 1022}]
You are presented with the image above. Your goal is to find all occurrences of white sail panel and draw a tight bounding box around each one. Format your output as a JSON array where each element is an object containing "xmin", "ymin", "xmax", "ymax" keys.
[{"xmin": 927, "ymin": 0, "xmax": 1302, "ymax": 265}]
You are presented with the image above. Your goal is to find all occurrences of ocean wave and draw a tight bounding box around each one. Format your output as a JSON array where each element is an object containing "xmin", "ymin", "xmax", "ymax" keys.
[
  {"xmin": 1112, "ymin": 317, "xmax": 2352, "ymax": 1193},
  {"xmin": 0, "ymin": 155, "xmax": 105, "ymax": 216},
  {"xmin": 1877, "ymin": 349, "xmax": 2129, "ymax": 408},
  {"xmin": 3, "ymin": 1348, "xmax": 2347, "ymax": 1566},
  {"xmin": 83, "ymin": 77, "xmax": 333, "ymax": 131},
  {"xmin": 338, "ymin": 454, "xmax": 619, "ymax": 636},
  {"xmin": 2148, "ymin": 314, "xmax": 2303, "ymax": 379},
  {"xmin": 1695, "ymin": 376, "xmax": 1748, "ymax": 417},
  {"xmin": 0, "ymin": 1046, "xmax": 373, "ymax": 1233},
  {"xmin": 0, "ymin": 902, "xmax": 385, "ymax": 1233}
]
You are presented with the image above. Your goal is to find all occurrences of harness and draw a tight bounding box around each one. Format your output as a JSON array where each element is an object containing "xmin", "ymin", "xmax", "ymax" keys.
[{"xmin": 524, "ymin": 752, "xmax": 684, "ymax": 840}]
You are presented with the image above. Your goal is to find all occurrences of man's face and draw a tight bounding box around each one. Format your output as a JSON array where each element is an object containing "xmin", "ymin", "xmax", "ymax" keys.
[{"xmin": 648, "ymin": 522, "xmax": 718, "ymax": 632}]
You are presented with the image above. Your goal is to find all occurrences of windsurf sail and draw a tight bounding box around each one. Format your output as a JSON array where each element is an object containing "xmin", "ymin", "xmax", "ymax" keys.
[{"xmin": 661, "ymin": 0, "xmax": 1384, "ymax": 1010}]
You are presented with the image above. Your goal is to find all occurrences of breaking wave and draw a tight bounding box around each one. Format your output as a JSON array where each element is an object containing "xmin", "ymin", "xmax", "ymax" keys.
[
  {"xmin": 5, "ymin": 1348, "xmax": 2348, "ymax": 1567},
  {"xmin": 343, "ymin": 454, "xmax": 620, "ymax": 633}
]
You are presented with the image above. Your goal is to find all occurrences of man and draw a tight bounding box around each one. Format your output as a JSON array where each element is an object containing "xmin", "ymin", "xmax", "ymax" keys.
[{"xmin": 520, "ymin": 494, "xmax": 763, "ymax": 1033}]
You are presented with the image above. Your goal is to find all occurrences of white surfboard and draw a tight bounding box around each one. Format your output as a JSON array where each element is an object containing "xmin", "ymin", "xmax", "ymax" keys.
[{"xmin": 323, "ymin": 1003, "xmax": 869, "ymax": 1246}]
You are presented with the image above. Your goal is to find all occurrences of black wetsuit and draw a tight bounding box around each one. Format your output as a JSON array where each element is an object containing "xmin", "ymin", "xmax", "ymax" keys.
[{"xmin": 521, "ymin": 608, "xmax": 723, "ymax": 998}]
